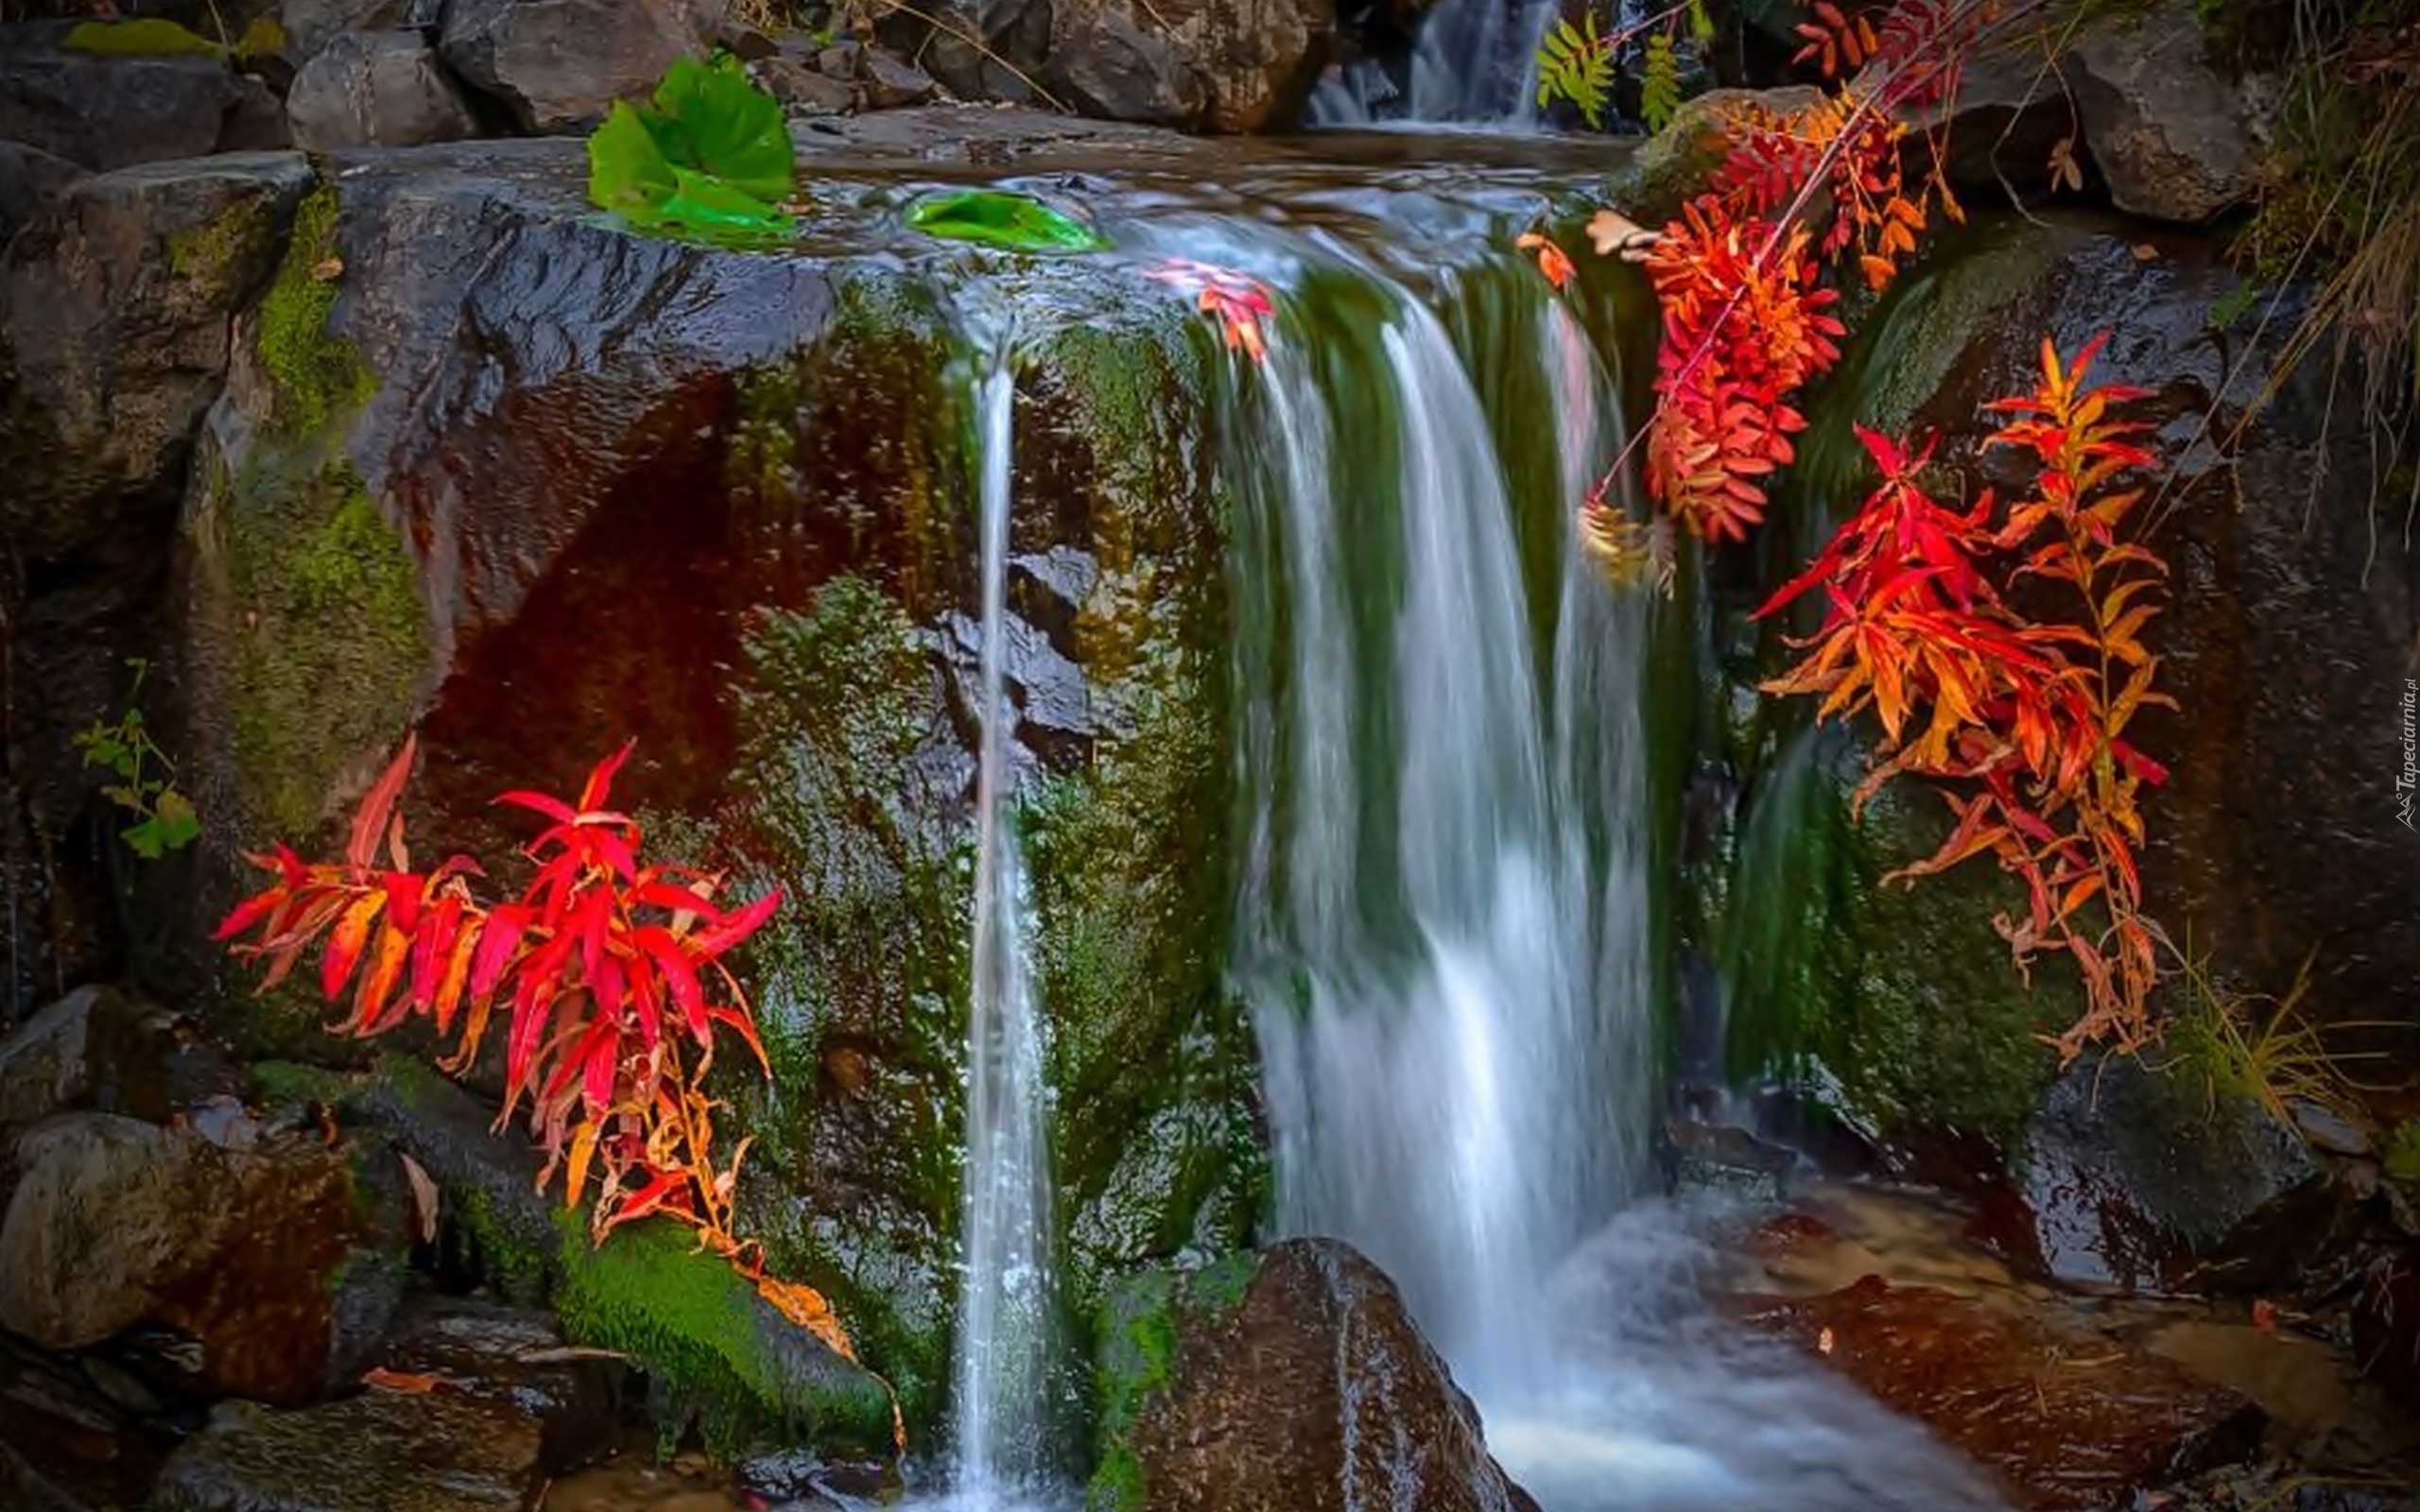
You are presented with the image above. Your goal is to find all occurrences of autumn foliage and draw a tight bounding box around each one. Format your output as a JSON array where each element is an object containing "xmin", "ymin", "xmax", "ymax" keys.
[
  {"xmin": 216, "ymin": 738, "xmax": 857, "ymax": 1360},
  {"xmin": 1758, "ymin": 335, "xmax": 2173, "ymax": 1056}
]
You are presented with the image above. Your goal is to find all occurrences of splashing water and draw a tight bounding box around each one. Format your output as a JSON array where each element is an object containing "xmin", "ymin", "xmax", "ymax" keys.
[{"xmin": 953, "ymin": 343, "xmax": 1058, "ymax": 1504}]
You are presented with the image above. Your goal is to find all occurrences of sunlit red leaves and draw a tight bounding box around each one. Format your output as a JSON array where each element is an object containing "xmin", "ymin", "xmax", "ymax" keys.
[
  {"xmin": 1145, "ymin": 257, "xmax": 1275, "ymax": 363},
  {"xmin": 215, "ymin": 738, "xmax": 841, "ymax": 1347},
  {"xmin": 1758, "ymin": 334, "xmax": 2174, "ymax": 1058}
]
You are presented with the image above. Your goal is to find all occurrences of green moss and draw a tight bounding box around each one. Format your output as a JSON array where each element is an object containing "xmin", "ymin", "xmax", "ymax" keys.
[
  {"xmin": 553, "ymin": 1210, "xmax": 896, "ymax": 1461},
  {"xmin": 254, "ymin": 182, "xmax": 375, "ymax": 439},
  {"xmin": 1085, "ymin": 1256, "xmax": 1262, "ymax": 1512},
  {"xmin": 167, "ymin": 202, "xmax": 275, "ymax": 296},
  {"xmin": 452, "ymin": 1185, "xmax": 553, "ymax": 1308},
  {"xmin": 211, "ymin": 455, "xmax": 427, "ymax": 840}
]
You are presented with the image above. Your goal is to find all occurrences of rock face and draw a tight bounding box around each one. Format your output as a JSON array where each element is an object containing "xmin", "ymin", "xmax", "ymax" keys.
[
  {"xmin": 439, "ymin": 0, "xmax": 717, "ymax": 132},
  {"xmin": 0, "ymin": 27, "xmax": 257, "ymax": 171},
  {"xmin": 149, "ymin": 1390, "xmax": 544, "ymax": 1512},
  {"xmin": 1734, "ymin": 1275, "xmax": 2268, "ymax": 1509},
  {"xmin": 1711, "ymin": 212, "xmax": 2420, "ymax": 1151},
  {"xmin": 893, "ymin": 0, "xmax": 1334, "ymax": 129},
  {"xmin": 1095, "ymin": 1240, "xmax": 1538, "ymax": 1512},
  {"xmin": 285, "ymin": 30, "xmax": 480, "ymax": 151},
  {"xmin": 0, "ymin": 1111, "xmax": 408, "ymax": 1403},
  {"xmin": 1994, "ymin": 1054, "xmax": 2334, "ymax": 1293}
]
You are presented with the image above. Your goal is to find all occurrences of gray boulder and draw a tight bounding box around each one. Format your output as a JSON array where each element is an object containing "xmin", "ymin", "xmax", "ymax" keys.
[
  {"xmin": 0, "ymin": 1112, "xmax": 214, "ymax": 1349},
  {"xmin": 279, "ymin": 0, "xmax": 445, "ymax": 63},
  {"xmin": 0, "ymin": 26, "xmax": 250, "ymax": 170},
  {"xmin": 0, "ymin": 985, "xmax": 115, "ymax": 1132},
  {"xmin": 286, "ymin": 30, "xmax": 478, "ymax": 150},
  {"xmin": 439, "ymin": 0, "xmax": 717, "ymax": 133},
  {"xmin": 2067, "ymin": 0, "xmax": 2271, "ymax": 223}
]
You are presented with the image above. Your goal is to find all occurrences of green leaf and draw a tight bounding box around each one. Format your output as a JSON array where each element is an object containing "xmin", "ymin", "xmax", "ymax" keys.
[
  {"xmin": 1688, "ymin": 0, "xmax": 1717, "ymax": 44},
  {"xmin": 1642, "ymin": 31, "xmax": 1682, "ymax": 134},
  {"xmin": 61, "ymin": 18, "xmax": 224, "ymax": 58},
  {"xmin": 904, "ymin": 191, "xmax": 1111, "ymax": 254},
  {"xmin": 151, "ymin": 789, "xmax": 202, "ymax": 852},
  {"xmin": 1534, "ymin": 15, "xmax": 1616, "ymax": 131},
  {"xmin": 648, "ymin": 55, "xmax": 794, "ymax": 205},
  {"xmin": 122, "ymin": 816, "xmax": 166, "ymax": 861},
  {"xmin": 588, "ymin": 100, "xmax": 680, "ymax": 218}
]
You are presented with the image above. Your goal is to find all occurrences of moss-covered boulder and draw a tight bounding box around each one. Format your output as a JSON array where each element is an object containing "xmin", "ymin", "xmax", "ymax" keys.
[{"xmin": 1087, "ymin": 1239, "xmax": 1539, "ymax": 1512}]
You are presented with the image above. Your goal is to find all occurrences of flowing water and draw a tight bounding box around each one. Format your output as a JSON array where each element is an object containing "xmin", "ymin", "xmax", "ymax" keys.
[
  {"xmin": 952, "ymin": 344, "xmax": 1058, "ymax": 1503},
  {"xmin": 1310, "ymin": 0, "xmax": 1564, "ymax": 127}
]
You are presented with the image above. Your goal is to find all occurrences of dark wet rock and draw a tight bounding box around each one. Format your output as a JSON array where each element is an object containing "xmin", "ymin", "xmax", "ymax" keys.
[
  {"xmin": 1994, "ymin": 1053, "xmax": 2332, "ymax": 1293},
  {"xmin": 0, "ymin": 1436, "xmax": 96, "ymax": 1512},
  {"xmin": 382, "ymin": 1296, "xmax": 626, "ymax": 1474},
  {"xmin": 1095, "ymin": 1240, "xmax": 1538, "ymax": 1512},
  {"xmin": 1047, "ymin": 0, "xmax": 1333, "ymax": 130},
  {"xmin": 286, "ymin": 31, "xmax": 479, "ymax": 151},
  {"xmin": 755, "ymin": 55, "xmax": 858, "ymax": 116},
  {"xmin": 1733, "ymin": 1274, "xmax": 2266, "ymax": 1510},
  {"xmin": 1667, "ymin": 1119, "xmax": 1796, "ymax": 1205},
  {"xmin": 0, "ymin": 136, "xmax": 81, "ymax": 245},
  {"xmin": 859, "ymin": 48, "xmax": 940, "ymax": 110},
  {"xmin": 2064, "ymin": 0, "xmax": 2270, "ymax": 224},
  {"xmin": 0, "ymin": 150, "xmax": 311, "ymax": 567},
  {"xmin": 0, "ymin": 26, "xmax": 256, "ymax": 170},
  {"xmin": 0, "ymin": 984, "xmax": 113, "ymax": 1132},
  {"xmin": 2355, "ymin": 1246, "xmax": 2420, "ymax": 1418},
  {"xmin": 438, "ymin": 0, "xmax": 716, "ymax": 133},
  {"xmin": 279, "ymin": 0, "xmax": 443, "ymax": 63},
  {"xmin": 0, "ymin": 1112, "xmax": 408, "ymax": 1402},
  {"xmin": 149, "ymin": 1389, "xmax": 544, "ymax": 1512}
]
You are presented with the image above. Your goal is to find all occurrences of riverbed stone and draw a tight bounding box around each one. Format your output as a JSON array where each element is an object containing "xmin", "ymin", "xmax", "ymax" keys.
[
  {"xmin": 438, "ymin": 0, "xmax": 717, "ymax": 133},
  {"xmin": 286, "ymin": 30, "xmax": 479, "ymax": 151},
  {"xmin": 1733, "ymin": 1274, "xmax": 2267, "ymax": 1509},
  {"xmin": 1093, "ymin": 1240, "xmax": 1539, "ymax": 1512},
  {"xmin": 382, "ymin": 1295, "xmax": 627, "ymax": 1473},
  {"xmin": 149, "ymin": 1390, "xmax": 544, "ymax": 1512},
  {"xmin": 0, "ymin": 26, "xmax": 251, "ymax": 170}
]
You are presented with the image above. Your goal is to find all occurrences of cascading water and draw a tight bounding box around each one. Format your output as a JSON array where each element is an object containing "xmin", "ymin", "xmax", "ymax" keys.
[
  {"xmin": 1310, "ymin": 0, "xmax": 1563, "ymax": 127},
  {"xmin": 1226, "ymin": 247, "xmax": 2010, "ymax": 1511},
  {"xmin": 952, "ymin": 344, "xmax": 1057, "ymax": 1504}
]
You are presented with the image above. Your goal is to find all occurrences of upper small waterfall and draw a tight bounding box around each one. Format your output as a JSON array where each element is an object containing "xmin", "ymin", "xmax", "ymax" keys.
[{"xmin": 1311, "ymin": 0, "xmax": 1564, "ymax": 127}]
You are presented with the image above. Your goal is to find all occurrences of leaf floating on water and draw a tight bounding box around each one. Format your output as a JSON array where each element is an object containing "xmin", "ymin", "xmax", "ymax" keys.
[
  {"xmin": 1515, "ymin": 232, "xmax": 1578, "ymax": 292},
  {"xmin": 904, "ymin": 190, "xmax": 1111, "ymax": 253},
  {"xmin": 585, "ymin": 56, "xmax": 798, "ymax": 245}
]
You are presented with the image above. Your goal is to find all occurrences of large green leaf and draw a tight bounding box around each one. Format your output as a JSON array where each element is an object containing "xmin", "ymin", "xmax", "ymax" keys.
[
  {"xmin": 585, "ymin": 55, "xmax": 796, "ymax": 244},
  {"xmin": 905, "ymin": 191, "xmax": 1111, "ymax": 254},
  {"xmin": 647, "ymin": 56, "xmax": 794, "ymax": 205}
]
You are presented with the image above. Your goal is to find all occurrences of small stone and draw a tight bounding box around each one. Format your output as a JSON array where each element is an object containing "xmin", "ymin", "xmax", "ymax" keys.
[
  {"xmin": 0, "ymin": 985, "xmax": 114, "ymax": 1132},
  {"xmin": 814, "ymin": 42, "xmax": 862, "ymax": 77},
  {"xmin": 286, "ymin": 30, "xmax": 479, "ymax": 151},
  {"xmin": 859, "ymin": 49, "xmax": 939, "ymax": 109},
  {"xmin": 149, "ymin": 1390, "xmax": 544, "ymax": 1512},
  {"xmin": 2290, "ymin": 1098, "xmax": 2371, "ymax": 1158},
  {"xmin": 756, "ymin": 56, "xmax": 859, "ymax": 116}
]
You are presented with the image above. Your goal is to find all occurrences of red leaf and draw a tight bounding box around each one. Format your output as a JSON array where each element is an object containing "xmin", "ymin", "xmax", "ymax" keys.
[{"xmin": 346, "ymin": 737, "xmax": 418, "ymax": 877}]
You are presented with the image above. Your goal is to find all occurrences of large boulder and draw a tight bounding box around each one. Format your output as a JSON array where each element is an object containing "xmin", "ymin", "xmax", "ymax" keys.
[
  {"xmin": 1091, "ymin": 1240, "xmax": 1539, "ymax": 1512},
  {"xmin": 438, "ymin": 0, "xmax": 717, "ymax": 133},
  {"xmin": 285, "ymin": 30, "xmax": 479, "ymax": 151},
  {"xmin": 1990, "ymin": 1053, "xmax": 2335, "ymax": 1293},
  {"xmin": 1732, "ymin": 1274, "xmax": 2267, "ymax": 1510},
  {"xmin": 279, "ymin": 0, "xmax": 443, "ymax": 64},
  {"xmin": 0, "ymin": 1111, "xmax": 409, "ymax": 1403},
  {"xmin": 0, "ymin": 25, "xmax": 269, "ymax": 170}
]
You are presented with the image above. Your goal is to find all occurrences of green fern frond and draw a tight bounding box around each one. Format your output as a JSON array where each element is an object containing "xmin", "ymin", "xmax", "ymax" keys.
[
  {"xmin": 1535, "ymin": 14, "xmax": 1616, "ymax": 130},
  {"xmin": 1641, "ymin": 31, "xmax": 1682, "ymax": 133}
]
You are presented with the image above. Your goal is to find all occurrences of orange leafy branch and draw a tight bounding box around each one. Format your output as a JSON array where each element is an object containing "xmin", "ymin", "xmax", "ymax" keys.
[
  {"xmin": 1757, "ymin": 334, "xmax": 2174, "ymax": 1057},
  {"xmin": 216, "ymin": 738, "xmax": 856, "ymax": 1355}
]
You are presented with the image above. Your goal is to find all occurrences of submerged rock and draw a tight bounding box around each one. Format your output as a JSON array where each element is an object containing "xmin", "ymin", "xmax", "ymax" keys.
[
  {"xmin": 381, "ymin": 1296, "xmax": 626, "ymax": 1474},
  {"xmin": 149, "ymin": 1389, "xmax": 544, "ymax": 1512},
  {"xmin": 1734, "ymin": 1274, "xmax": 2267, "ymax": 1510},
  {"xmin": 1093, "ymin": 1240, "xmax": 1538, "ymax": 1512}
]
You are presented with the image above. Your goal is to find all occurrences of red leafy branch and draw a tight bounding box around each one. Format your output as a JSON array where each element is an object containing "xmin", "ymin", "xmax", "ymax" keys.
[
  {"xmin": 216, "ymin": 739, "xmax": 858, "ymax": 1363},
  {"xmin": 1758, "ymin": 334, "xmax": 2174, "ymax": 1057}
]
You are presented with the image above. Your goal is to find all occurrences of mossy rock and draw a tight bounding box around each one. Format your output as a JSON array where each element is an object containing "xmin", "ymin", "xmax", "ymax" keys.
[
  {"xmin": 1086, "ymin": 1252, "xmax": 1260, "ymax": 1512},
  {"xmin": 252, "ymin": 181, "xmax": 376, "ymax": 440}
]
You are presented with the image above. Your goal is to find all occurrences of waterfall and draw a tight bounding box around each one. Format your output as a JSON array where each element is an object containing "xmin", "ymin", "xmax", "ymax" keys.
[
  {"xmin": 1235, "ymin": 267, "xmax": 1649, "ymax": 1390},
  {"xmin": 1310, "ymin": 0, "xmax": 1564, "ymax": 128},
  {"xmin": 953, "ymin": 347, "xmax": 1056, "ymax": 1501}
]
